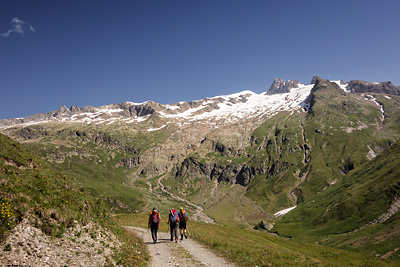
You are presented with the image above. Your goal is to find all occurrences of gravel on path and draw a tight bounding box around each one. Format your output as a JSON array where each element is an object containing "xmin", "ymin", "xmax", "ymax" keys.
[{"xmin": 124, "ymin": 226, "xmax": 235, "ymax": 267}]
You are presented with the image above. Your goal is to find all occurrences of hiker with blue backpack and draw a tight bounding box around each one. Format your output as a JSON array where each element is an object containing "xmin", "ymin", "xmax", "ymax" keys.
[
  {"xmin": 178, "ymin": 207, "xmax": 189, "ymax": 240},
  {"xmin": 168, "ymin": 208, "xmax": 179, "ymax": 242},
  {"xmin": 148, "ymin": 207, "xmax": 161, "ymax": 244}
]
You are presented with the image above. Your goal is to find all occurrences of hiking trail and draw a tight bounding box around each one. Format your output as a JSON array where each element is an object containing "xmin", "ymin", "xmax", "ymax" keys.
[{"xmin": 124, "ymin": 226, "xmax": 235, "ymax": 267}]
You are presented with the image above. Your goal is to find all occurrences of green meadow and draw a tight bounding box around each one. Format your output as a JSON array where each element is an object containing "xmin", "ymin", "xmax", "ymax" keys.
[{"xmin": 116, "ymin": 213, "xmax": 398, "ymax": 267}]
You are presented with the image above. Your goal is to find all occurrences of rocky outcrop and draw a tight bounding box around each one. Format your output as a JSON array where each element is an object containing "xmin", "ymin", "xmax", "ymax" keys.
[
  {"xmin": 176, "ymin": 156, "xmax": 269, "ymax": 186},
  {"xmin": 212, "ymin": 141, "xmax": 242, "ymax": 157},
  {"xmin": 347, "ymin": 80, "xmax": 400, "ymax": 96},
  {"xmin": 267, "ymin": 78, "xmax": 301, "ymax": 95},
  {"xmin": 13, "ymin": 126, "xmax": 49, "ymax": 140},
  {"xmin": 177, "ymin": 157, "xmax": 215, "ymax": 180},
  {"xmin": 254, "ymin": 220, "xmax": 274, "ymax": 231},
  {"xmin": 0, "ymin": 219, "xmax": 121, "ymax": 267},
  {"xmin": 129, "ymin": 101, "xmax": 158, "ymax": 117},
  {"xmin": 117, "ymin": 157, "xmax": 141, "ymax": 169},
  {"xmin": 357, "ymin": 197, "xmax": 400, "ymax": 232}
]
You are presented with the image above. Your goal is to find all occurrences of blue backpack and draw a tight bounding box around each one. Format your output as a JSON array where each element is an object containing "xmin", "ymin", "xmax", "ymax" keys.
[{"xmin": 170, "ymin": 211, "xmax": 178, "ymax": 224}]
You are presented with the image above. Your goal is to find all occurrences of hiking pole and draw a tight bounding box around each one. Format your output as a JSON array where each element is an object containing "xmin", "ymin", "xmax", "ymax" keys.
[{"xmin": 167, "ymin": 223, "xmax": 170, "ymax": 240}]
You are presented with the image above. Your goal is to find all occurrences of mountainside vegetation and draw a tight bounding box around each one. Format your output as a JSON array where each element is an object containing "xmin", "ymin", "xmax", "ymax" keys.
[
  {"xmin": 273, "ymin": 142, "xmax": 400, "ymax": 259},
  {"xmin": 0, "ymin": 132, "xmax": 108, "ymax": 239},
  {"xmin": 0, "ymin": 133, "xmax": 149, "ymax": 266}
]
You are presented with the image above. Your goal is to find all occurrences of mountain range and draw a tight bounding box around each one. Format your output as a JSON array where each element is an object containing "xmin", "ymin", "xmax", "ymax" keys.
[
  {"xmin": 1, "ymin": 76, "xmax": 399, "ymax": 129},
  {"xmin": 1, "ymin": 75, "xmax": 400, "ymax": 260}
]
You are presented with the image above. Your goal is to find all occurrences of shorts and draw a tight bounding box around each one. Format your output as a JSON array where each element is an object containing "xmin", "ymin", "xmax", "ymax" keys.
[{"xmin": 179, "ymin": 221, "xmax": 187, "ymax": 230}]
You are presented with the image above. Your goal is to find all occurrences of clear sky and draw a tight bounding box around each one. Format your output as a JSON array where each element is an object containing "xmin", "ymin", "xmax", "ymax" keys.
[{"xmin": 1, "ymin": 0, "xmax": 399, "ymax": 119}]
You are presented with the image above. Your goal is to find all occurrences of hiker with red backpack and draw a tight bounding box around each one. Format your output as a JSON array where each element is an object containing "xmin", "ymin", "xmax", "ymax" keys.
[
  {"xmin": 178, "ymin": 207, "xmax": 189, "ymax": 240},
  {"xmin": 148, "ymin": 207, "xmax": 161, "ymax": 244},
  {"xmin": 167, "ymin": 208, "xmax": 179, "ymax": 242}
]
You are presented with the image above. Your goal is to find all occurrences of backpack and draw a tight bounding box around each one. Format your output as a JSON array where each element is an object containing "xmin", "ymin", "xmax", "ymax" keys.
[
  {"xmin": 169, "ymin": 211, "xmax": 178, "ymax": 224},
  {"xmin": 151, "ymin": 211, "xmax": 159, "ymax": 224},
  {"xmin": 179, "ymin": 210, "xmax": 188, "ymax": 222}
]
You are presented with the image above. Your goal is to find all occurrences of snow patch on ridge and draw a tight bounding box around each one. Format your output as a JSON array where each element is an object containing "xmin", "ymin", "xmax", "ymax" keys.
[
  {"xmin": 364, "ymin": 94, "xmax": 385, "ymax": 123},
  {"xmin": 148, "ymin": 123, "xmax": 169, "ymax": 132},
  {"xmin": 331, "ymin": 80, "xmax": 350, "ymax": 92}
]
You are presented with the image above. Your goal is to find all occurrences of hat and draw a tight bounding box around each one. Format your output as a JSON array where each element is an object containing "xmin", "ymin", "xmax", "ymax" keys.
[{"xmin": 180, "ymin": 207, "xmax": 183, "ymax": 210}]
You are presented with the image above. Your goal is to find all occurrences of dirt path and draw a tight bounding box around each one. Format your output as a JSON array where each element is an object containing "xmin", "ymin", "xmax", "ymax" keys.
[{"xmin": 124, "ymin": 226, "xmax": 235, "ymax": 267}]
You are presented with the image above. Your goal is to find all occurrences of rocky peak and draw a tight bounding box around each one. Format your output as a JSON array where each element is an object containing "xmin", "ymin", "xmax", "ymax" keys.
[
  {"xmin": 81, "ymin": 105, "xmax": 96, "ymax": 113},
  {"xmin": 53, "ymin": 105, "xmax": 83, "ymax": 117},
  {"xmin": 53, "ymin": 105, "xmax": 70, "ymax": 118},
  {"xmin": 69, "ymin": 106, "xmax": 81, "ymax": 113},
  {"xmin": 311, "ymin": 77, "xmax": 343, "ymax": 95},
  {"xmin": 267, "ymin": 78, "xmax": 301, "ymax": 95},
  {"xmin": 131, "ymin": 102, "xmax": 157, "ymax": 117},
  {"xmin": 55, "ymin": 105, "xmax": 68, "ymax": 113},
  {"xmin": 304, "ymin": 77, "xmax": 344, "ymax": 111},
  {"xmin": 311, "ymin": 76, "xmax": 321, "ymax": 84},
  {"xmin": 347, "ymin": 80, "xmax": 400, "ymax": 96}
]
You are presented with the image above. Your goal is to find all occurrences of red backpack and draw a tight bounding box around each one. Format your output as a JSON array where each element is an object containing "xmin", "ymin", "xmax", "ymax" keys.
[{"xmin": 151, "ymin": 211, "xmax": 159, "ymax": 224}]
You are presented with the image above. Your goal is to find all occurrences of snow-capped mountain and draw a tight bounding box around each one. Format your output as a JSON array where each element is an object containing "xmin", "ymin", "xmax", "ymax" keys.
[
  {"xmin": 0, "ymin": 84, "xmax": 312, "ymax": 129},
  {"xmin": 1, "ymin": 76, "xmax": 399, "ymax": 130}
]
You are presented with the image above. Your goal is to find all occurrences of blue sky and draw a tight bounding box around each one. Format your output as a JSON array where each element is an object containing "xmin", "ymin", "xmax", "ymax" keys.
[{"xmin": 1, "ymin": 0, "xmax": 399, "ymax": 119}]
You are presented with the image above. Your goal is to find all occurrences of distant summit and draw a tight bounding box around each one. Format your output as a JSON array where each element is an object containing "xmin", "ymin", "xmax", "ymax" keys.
[
  {"xmin": 310, "ymin": 76, "xmax": 400, "ymax": 96},
  {"xmin": 347, "ymin": 80, "xmax": 400, "ymax": 96},
  {"xmin": 267, "ymin": 78, "xmax": 302, "ymax": 95},
  {"xmin": 310, "ymin": 75, "xmax": 321, "ymax": 84}
]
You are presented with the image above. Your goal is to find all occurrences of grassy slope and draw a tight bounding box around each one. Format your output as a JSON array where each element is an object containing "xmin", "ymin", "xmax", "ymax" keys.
[
  {"xmin": 301, "ymin": 91, "xmax": 393, "ymax": 195},
  {"xmin": 118, "ymin": 213, "xmax": 399, "ymax": 267},
  {"xmin": 0, "ymin": 133, "xmax": 149, "ymax": 266},
  {"xmin": 0, "ymin": 132, "xmax": 107, "ymax": 239},
  {"xmin": 273, "ymin": 143, "xmax": 400, "ymax": 260},
  {"xmin": 245, "ymin": 112, "xmax": 307, "ymax": 212}
]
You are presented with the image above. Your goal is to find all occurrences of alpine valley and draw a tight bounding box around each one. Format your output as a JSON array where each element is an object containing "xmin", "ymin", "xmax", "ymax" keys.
[{"xmin": 2, "ymin": 76, "xmax": 400, "ymax": 262}]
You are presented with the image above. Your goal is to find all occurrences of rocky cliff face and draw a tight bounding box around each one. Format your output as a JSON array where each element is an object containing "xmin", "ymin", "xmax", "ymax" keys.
[
  {"xmin": 175, "ymin": 156, "xmax": 268, "ymax": 186},
  {"xmin": 267, "ymin": 78, "xmax": 302, "ymax": 95}
]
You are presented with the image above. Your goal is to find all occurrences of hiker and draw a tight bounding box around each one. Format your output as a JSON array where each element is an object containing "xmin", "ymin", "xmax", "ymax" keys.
[
  {"xmin": 167, "ymin": 208, "xmax": 179, "ymax": 242},
  {"xmin": 178, "ymin": 207, "xmax": 189, "ymax": 240},
  {"xmin": 148, "ymin": 207, "xmax": 161, "ymax": 244}
]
